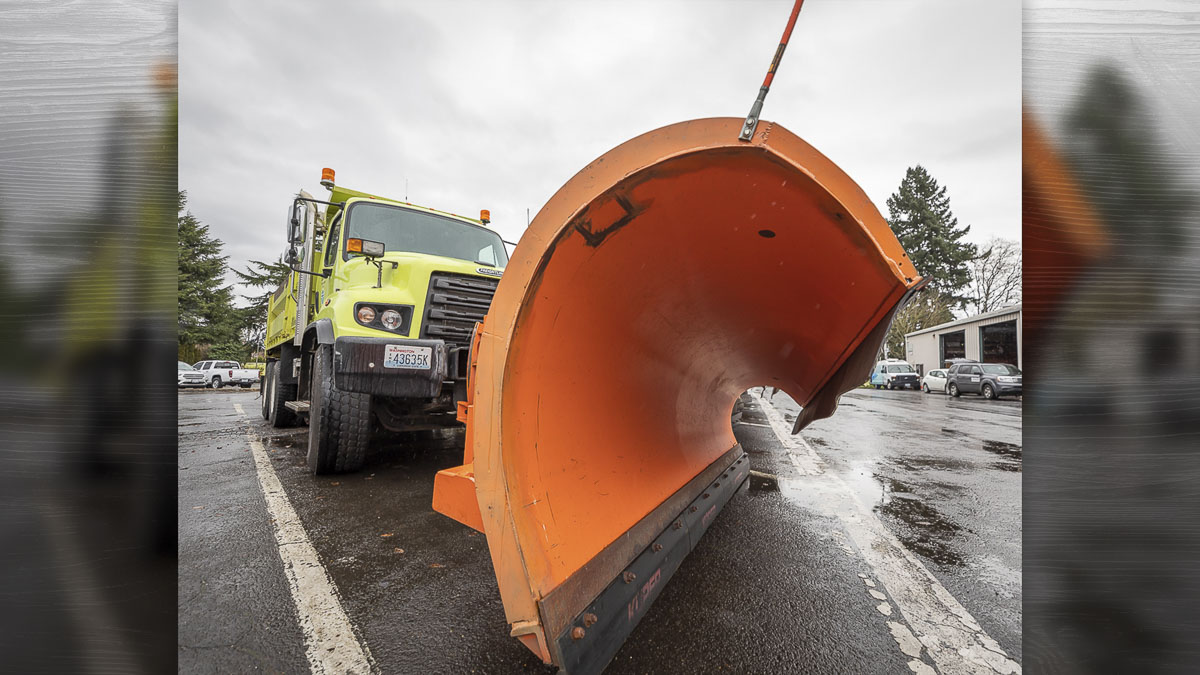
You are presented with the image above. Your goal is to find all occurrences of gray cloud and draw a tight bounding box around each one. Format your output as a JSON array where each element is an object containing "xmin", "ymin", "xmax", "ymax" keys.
[{"xmin": 180, "ymin": 0, "xmax": 1020, "ymax": 299}]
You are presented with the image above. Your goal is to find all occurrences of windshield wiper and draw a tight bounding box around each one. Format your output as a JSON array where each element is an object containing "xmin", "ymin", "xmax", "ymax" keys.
[{"xmin": 475, "ymin": 260, "xmax": 496, "ymax": 267}]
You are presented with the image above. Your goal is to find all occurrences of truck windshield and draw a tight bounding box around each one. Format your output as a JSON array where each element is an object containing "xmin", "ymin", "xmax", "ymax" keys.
[
  {"xmin": 887, "ymin": 365, "xmax": 914, "ymax": 373},
  {"xmin": 344, "ymin": 202, "xmax": 508, "ymax": 267}
]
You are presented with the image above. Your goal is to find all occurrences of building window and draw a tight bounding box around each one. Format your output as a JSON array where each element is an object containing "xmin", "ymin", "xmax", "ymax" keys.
[
  {"xmin": 940, "ymin": 330, "xmax": 965, "ymax": 364},
  {"xmin": 979, "ymin": 320, "xmax": 1018, "ymax": 365}
]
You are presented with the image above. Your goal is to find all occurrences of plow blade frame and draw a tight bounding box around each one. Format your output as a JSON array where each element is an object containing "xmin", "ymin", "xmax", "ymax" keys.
[{"xmin": 434, "ymin": 117, "xmax": 922, "ymax": 671}]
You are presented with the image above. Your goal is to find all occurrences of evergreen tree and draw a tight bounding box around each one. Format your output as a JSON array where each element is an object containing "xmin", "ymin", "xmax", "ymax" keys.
[
  {"xmin": 178, "ymin": 191, "xmax": 238, "ymax": 347},
  {"xmin": 885, "ymin": 166, "xmax": 979, "ymax": 310},
  {"xmin": 232, "ymin": 256, "xmax": 290, "ymax": 347}
]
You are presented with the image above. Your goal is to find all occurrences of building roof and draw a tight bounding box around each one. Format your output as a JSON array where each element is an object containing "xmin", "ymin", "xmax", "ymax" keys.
[{"xmin": 904, "ymin": 303, "xmax": 1022, "ymax": 338}]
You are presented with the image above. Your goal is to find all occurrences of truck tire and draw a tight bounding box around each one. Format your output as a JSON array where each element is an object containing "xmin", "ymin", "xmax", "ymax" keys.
[
  {"xmin": 267, "ymin": 361, "xmax": 298, "ymax": 427},
  {"xmin": 212, "ymin": 375, "xmax": 223, "ymax": 389},
  {"xmin": 307, "ymin": 344, "xmax": 369, "ymax": 474}
]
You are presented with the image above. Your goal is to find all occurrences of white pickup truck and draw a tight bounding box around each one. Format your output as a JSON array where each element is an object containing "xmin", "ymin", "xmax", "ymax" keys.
[{"xmin": 191, "ymin": 360, "xmax": 261, "ymax": 388}]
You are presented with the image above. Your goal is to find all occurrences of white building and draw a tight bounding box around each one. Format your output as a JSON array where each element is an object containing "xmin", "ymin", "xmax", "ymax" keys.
[{"xmin": 904, "ymin": 304, "xmax": 1022, "ymax": 376}]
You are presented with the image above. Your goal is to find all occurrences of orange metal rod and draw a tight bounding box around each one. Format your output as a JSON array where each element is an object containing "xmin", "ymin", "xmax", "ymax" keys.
[{"xmin": 739, "ymin": 0, "xmax": 805, "ymax": 141}]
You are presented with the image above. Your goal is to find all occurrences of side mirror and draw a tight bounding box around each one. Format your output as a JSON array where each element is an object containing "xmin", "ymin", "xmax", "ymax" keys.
[
  {"xmin": 347, "ymin": 238, "xmax": 385, "ymax": 258},
  {"xmin": 287, "ymin": 200, "xmax": 304, "ymax": 244}
]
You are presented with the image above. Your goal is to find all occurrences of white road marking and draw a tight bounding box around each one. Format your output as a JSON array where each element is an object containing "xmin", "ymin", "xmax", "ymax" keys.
[
  {"xmin": 755, "ymin": 392, "xmax": 1021, "ymax": 675},
  {"xmin": 234, "ymin": 403, "xmax": 245, "ymax": 415},
  {"xmin": 237, "ymin": 405, "xmax": 374, "ymax": 675},
  {"xmin": 889, "ymin": 621, "xmax": 925, "ymax": 658},
  {"xmin": 755, "ymin": 390, "xmax": 822, "ymax": 475}
]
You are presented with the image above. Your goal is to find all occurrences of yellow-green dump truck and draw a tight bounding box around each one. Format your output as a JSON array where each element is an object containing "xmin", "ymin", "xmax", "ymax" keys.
[{"xmin": 262, "ymin": 168, "xmax": 506, "ymax": 473}]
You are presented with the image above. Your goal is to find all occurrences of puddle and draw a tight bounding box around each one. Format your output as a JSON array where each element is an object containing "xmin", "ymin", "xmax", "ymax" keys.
[
  {"xmin": 879, "ymin": 487, "xmax": 964, "ymax": 566},
  {"xmin": 982, "ymin": 440, "xmax": 1021, "ymax": 472},
  {"xmin": 806, "ymin": 437, "xmax": 829, "ymax": 448},
  {"xmin": 981, "ymin": 440, "xmax": 1021, "ymax": 460},
  {"xmin": 844, "ymin": 468, "xmax": 965, "ymax": 567},
  {"xmin": 890, "ymin": 455, "xmax": 974, "ymax": 472}
]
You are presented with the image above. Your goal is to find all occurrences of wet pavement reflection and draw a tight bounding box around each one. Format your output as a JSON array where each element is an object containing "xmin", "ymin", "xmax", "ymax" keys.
[{"xmin": 766, "ymin": 386, "xmax": 1022, "ymax": 658}]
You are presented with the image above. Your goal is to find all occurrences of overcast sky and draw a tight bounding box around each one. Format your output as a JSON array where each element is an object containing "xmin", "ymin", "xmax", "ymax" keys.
[{"xmin": 180, "ymin": 0, "xmax": 1020, "ymax": 299}]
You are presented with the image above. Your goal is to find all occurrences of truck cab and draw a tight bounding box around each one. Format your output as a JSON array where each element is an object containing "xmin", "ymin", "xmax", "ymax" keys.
[{"xmin": 262, "ymin": 169, "xmax": 506, "ymax": 474}]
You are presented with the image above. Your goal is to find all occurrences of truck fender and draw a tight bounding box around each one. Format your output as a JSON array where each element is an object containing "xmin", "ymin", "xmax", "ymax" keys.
[{"xmin": 303, "ymin": 319, "xmax": 336, "ymax": 349}]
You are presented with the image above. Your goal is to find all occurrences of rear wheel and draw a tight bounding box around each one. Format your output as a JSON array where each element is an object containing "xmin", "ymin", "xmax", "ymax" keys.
[
  {"xmin": 948, "ymin": 382, "xmax": 960, "ymax": 397},
  {"xmin": 307, "ymin": 344, "xmax": 369, "ymax": 474},
  {"xmin": 982, "ymin": 383, "xmax": 996, "ymax": 400},
  {"xmin": 212, "ymin": 376, "xmax": 223, "ymax": 389},
  {"xmin": 267, "ymin": 361, "xmax": 298, "ymax": 427}
]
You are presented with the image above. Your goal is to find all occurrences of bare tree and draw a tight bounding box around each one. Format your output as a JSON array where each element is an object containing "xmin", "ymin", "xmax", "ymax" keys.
[
  {"xmin": 967, "ymin": 237, "xmax": 1021, "ymax": 314},
  {"xmin": 883, "ymin": 289, "xmax": 955, "ymax": 361}
]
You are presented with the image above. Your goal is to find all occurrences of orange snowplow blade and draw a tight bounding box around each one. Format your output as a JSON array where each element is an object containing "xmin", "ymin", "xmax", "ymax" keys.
[{"xmin": 434, "ymin": 117, "xmax": 922, "ymax": 671}]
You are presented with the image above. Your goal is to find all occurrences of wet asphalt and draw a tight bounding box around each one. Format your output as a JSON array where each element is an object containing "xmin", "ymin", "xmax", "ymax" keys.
[{"xmin": 179, "ymin": 384, "xmax": 1021, "ymax": 674}]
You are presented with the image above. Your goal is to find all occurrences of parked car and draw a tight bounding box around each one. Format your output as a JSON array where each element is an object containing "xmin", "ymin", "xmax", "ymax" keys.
[
  {"xmin": 869, "ymin": 358, "xmax": 920, "ymax": 390},
  {"xmin": 191, "ymin": 360, "xmax": 261, "ymax": 388},
  {"xmin": 921, "ymin": 368, "xmax": 948, "ymax": 394},
  {"xmin": 946, "ymin": 362, "xmax": 1022, "ymax": 399},
  {"xmin": 178, "ymin": 361, "xmax": 206, "ymax": 388}
]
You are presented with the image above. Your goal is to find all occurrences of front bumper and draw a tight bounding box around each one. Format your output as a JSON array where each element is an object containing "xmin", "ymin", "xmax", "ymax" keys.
[
  {"xmin": 178, "ymin": 378, "xmax": 206, "ymax": 387},
  {"xmin": 994, "ymin": 382, "xmax": 1022, "ymax": 395},
  {"xmin": 333, "ymin": 336, "xmax": 452, "ymax": 398},
  {"xmin": 890, "ymin": 377, "xmax": 920, "ymax": 389}
]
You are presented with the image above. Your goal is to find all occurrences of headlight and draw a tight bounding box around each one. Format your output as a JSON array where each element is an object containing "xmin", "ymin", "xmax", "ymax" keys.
[
  {"xmin": 357, "ymin": 306, "xmax": 376, "ymax": 323},
  {"xmin": 997, "ymin": 376, "xmax": 1015, "ymax": 383},
  {"xmin": 380, "ymin": 309, "xmax": 402, "ymax": 330}
]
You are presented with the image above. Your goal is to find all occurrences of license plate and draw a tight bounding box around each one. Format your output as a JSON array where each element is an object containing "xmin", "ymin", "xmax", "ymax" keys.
[{"xmin": 384, "ymin": 344, "xmax": 432, "ymax": 369}]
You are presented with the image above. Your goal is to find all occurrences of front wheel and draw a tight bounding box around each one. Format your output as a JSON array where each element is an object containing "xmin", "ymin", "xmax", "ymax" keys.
[
  {"xmin": 922, "ymin": 384, "xmax": 930, "ymax": 394},
  {"xmin": 212, "ymin": 376, "xmax": 223, "ymax": 389},
  {"xmin": 886, "ymin": 380, "xmax": 894, "ymax": 390},
  {"xmin": 307, "ymin": 344, "xmax": 370, "ymax": 474},
  {"xmin": 948, "ymin": 382, "xmax": 960, "ymax": 397},
  {"xmin": 982, "ymin": 384, "xmax": 996, "ymax": 400}
]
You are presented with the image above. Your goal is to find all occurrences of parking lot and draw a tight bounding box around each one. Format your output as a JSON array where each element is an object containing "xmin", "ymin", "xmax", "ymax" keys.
[{"xmin": 179, "ymin": 385, "xmax": 1021, "ymax": 674}]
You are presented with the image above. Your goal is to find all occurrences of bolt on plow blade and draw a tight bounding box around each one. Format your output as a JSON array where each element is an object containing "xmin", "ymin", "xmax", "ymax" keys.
[{"xmin": 433, "ymin": 118, "xmax": 922, "ymax": 672}]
